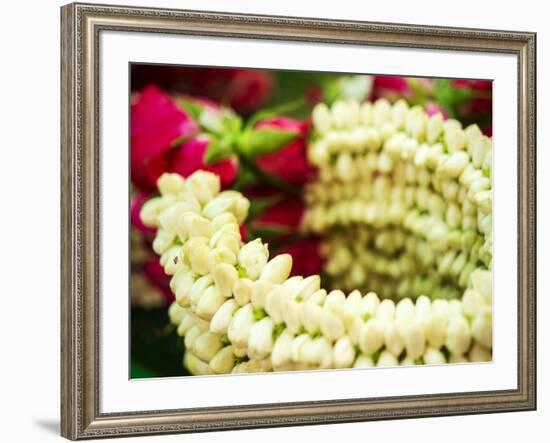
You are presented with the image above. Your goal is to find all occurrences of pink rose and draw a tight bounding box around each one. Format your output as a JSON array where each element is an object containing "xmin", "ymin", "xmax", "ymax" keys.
[
  {"xmin": 131, "ymin": 85, "xmax": 198, "ymax": 191},
  {"xmin": 255, "ymin": 117, "xmax": 316, "ymax": 185},
  {"xmin": 171, "ymin": 136, "xmax": 238, "ymax": 188}
]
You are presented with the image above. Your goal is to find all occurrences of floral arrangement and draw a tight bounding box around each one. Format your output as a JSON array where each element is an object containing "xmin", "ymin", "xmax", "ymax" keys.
[{"xmin": 130, "ymin": 68, "xmax": 492, "ymax": 375}]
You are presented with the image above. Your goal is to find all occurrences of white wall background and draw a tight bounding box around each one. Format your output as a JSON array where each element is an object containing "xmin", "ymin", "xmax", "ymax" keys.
[{"xmin": 0, "ymin": 0, "xmax": 546, "ymax": 441}]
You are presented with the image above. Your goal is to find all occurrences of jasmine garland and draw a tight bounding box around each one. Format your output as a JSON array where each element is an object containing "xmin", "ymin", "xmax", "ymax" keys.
[{"xmin": 141, "ymin": 97, "xmax": 493, "ymax": 374}]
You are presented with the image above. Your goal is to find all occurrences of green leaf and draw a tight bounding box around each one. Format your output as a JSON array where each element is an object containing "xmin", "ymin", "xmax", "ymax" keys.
[
  {"xmin": 238, "ymin": 128, "xmax": 298, "ymax": 157},
  {"xmin": 247, "ymin": 194, "xmax": 284, "ymax": 219},
  {"xmin": 249, "ymin": 225, "xmax": 292, "ymax": 240},
  {"xmin": 204, "ymin": 137, "xmax": 232, "ymax": 164},
  {"xmin": 177, "ymin": 98, "xmax": 204, "ymax": 121},
  {"xmin": 246, "ymin": 98, "xmax": 305, "ymax": 128}
]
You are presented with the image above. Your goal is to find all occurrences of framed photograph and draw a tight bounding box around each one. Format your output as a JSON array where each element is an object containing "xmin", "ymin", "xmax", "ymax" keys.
[{"xmin": 60, "ymin": 2, "xmax": 536, "ymax": 440}]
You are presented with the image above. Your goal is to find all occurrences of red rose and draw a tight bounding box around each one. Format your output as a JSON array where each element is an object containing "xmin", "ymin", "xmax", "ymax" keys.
[
  {"xmin": 171, "ymin": 136, "xmax": 238, "ymax": 188},
  {"xmin": 372, "ymin": 76, "xmax": 411, "ymax": 101},
  {"xmin": 255, "ymin": 117, "xmax": 316, "ymax": 185},
  {"xmin": 254, "ymin": 193, "xmax": 304, "ymax": 230},
  {"xmin": 278, "ymin": 238, "xmax": 325, "ymax": 277},
  {"xmin": 131, "ymin": 85, "xmax": 198, "ymax": 191}
]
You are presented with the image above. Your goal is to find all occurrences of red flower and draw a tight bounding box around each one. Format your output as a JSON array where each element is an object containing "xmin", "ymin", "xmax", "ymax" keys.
[
  {"xmin": 254, "ymin": 193, "xmax": 304, "ymax": 230},
  {"xmin": 130, "ymin": 192, "xmax": 156, "ymax": 235},
  {"xmin": 222, "ymin": 70, "xmax": 274, "ymax": 115},
  {"xmin": 255, "ymin": 117, "xmax": 316, "ymax": 185},
  {"xmin": 372, "ymin": 76, "xmax": 411, "ymax": 101},
  {"xmin": 131, "ymin": 85, "xmax": 198, "ymax": 191},
  {"xmin": 171, "ymin": 136, "xmax": 238, "ymax": 188},
  {"xmin": 278, "ymin": 238, "xmax": 325, "ymax": 277},
  {"xmin": 452, "ymin": 79, "xmax": 492, "ymax": 90}
]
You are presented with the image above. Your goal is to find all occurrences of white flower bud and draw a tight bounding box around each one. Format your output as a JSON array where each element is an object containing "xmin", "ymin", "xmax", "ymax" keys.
[
  {"xmin": 438, "ymin": 151, "xmax": 470, "ymax": 178},
  {"xmin": 423, "ymin": 347, "xmax": 447, "ymax": 365},
  {"xmin": 161, "ymin": 245, "xmax": 182, "ymax": 276},
  {"xmin": 468, "ymin": 343, "xmax": 492, "ymax": 362},
  {"xmin": 140, "ymin": 197, "xmax": 164, "ymax": 227},
  {"xmin": 260, "ymin": 253, "xmax": 292, "ymax": 284},
  {"xmin": 272, "ymin": 329, "xmax": 294, "ymax": 368},
  {"xmin": 336, "ymin": 152, "xmax": 357, "ymax": 182},
  {"xmin": 181, "ymin": 212, "xmax": 214, "ymax": 239},
  {"xmin": 188, "ymin": 243, "xmax": 210, "ymax": 275},
  {"xmin": 360, "ymin": 102, "xmax": 373, "ymax": 125},
  {"xmin": 445, "ymin": 127, "xmax": 467, "ymax": 153},
  {"xmin": 184, "ymin": 325, "xmax": 203, "ymax": 350},
  {"xmin": 184, "ymin": 351, "xmax": 214, "ymax": 375},
  {"xmin": 159, "ymin": 202, "xmax": 198, "ymax": 236},
  {"xmin": 382, "ymin": 319, "xmax": 404, "ymax": 357},
  {"xmin": 192, "ymin": 331, "xmax": 223, "ymax": 362},
  {"xmin": 233, "ymin": 278, "xmax": 254, "ymax": 306},
  {"xmin": 291, "ymin": 275, "xmax": 321, "ymax": 302},
  {"xmin": 300, "ymin": 301, "xmax": 323, "ymax": 335},
  {"xmin": 473, "ymin": 190, "xmax": 492, "ymax": 212},
  {"xmin": 332, "ymin": 336, "xmax": 355, "ymax": 368},
  {"xmin": 211, "ymin": 212, "xmax": 238, "ymax": 231},
  {"xmin": 321, "ymin": 309, "xmax": 346, "ymax": 342},
  {"xmin": 461, "ymin": 289, "xmax": 485, "ymax": 318},
  {"xmin": 445, "ymin": 316, "xmax": 471, "ymax": 356},
  {"xmin": 309, "ymin": 288, "xmax": 328, "ymax": 305},
  {"xmin": 174, "ymin": 271, "xmax": 195, "ymax": 307},
  {"xmin": 210, "ymin": 299, "xmax": 239, "ymax": 335},
  {"xmin": 375, "ymin": 298, "xmax": 394, "ymax": 321},
  {"xmin": 472, "ymin": 307, "xmax": 492, "ymax": 349},
  {"xmin": 471, "ymin": 269, "xmax": 492, "ymax": 304},
  {"xmin": 248, "ymin": 317, "xmax": 274, "ymax": 360},
  {"xmin": 189, "ymin": 274, "xmax": 213, "ymax": 309},
  {"xmin": 290, "ymin": 334, "xmax": 311, "ymax": 363},
  {"xmin": 358, "ymin": 319, "xmax": 384, "ymax": 355},
  {"xmin": 402, "ymin": 322, "xmax": 425, "ymax": 360},
  {"xmin": 332, "ymin": 100, "xmax": 357, "ymax": 129},
  {"xmin": 449, "ymin": 354, "xmax": 468, "ymax": 364},
  {"xmin": 185, "ymin": 170, "xmax": 220, "ymax": 205},
  {"xmin": 312, "ymin": 103, "xmax": 332, "ymax": 133},
  {"xmin": 391, "ymin": 99, "xmax": 409, "ymax": 128},
  {"xmin": 152, "ymin": 230, "xmax": 174, "ymax": 255},
  {"xmin": 210, "ymin": 346, "xmax": 235, "ymax": 374},
  {"xmin": 227, "ymin": 304, "xmax": 254, "ymax": 348},
  {"xmin": 251, "ymin": 279, "xmax": 275, "ymax": 309},
  {"xmin": 471, "ymin": 136, "xmax": 492, "ymax": 168},
  {"xmin": 196, "ymin": 285, "xmax": 225, "ymax": 321},
  {"xmin": 353, "ymin": 354, "xmax": 375, "ymax": 368},
  {"xmin": 377, "ymin": 350, "xmax": 398, "ymax": 367},
  {"xmin": 372, "ymin": 98, "xmax": 392, "ymax": 127},
  {"xmin": 309, "ymin": 140, "xmax": 330, "ymax": 165},
  {"xmin": 282, "ymin": 298, "xmax": 302, "ymax": 334},
  {"xmin": 399, "ymin": 356, "xmax": 415, "ymax": 366},
  {"xmin": 157, "ymin": 173, "xmax": 185, "ymax": 196},
  {"xmin": 211, "ymin": 262, "xmax": 238, "ymax": 298},
  {"xmin": 176, "ymin": 309, "xmax": 196, "ymax": 336},
  {"xmin": 238, "ymin": 239, "xmax": 269, "ymax": 280},
  {"xmin": 427, "ymin": 113, "xmax": 444, "ymax": 144},
  {"xmin": 202, "ymin": 197, "xmax": 238, "ymax": 221},
  {"xmin": 168, "ymin": 301, "xmax": 186, "ymax": 325},
  {"xmin": 208, "ymin": 247, "xmax": 237, "ymax": 275}
]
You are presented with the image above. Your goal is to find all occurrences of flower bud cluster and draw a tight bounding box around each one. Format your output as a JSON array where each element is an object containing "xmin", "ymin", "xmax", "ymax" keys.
[
  {"xmin": 305, "ymin": 99, "xmax": 493, "ymax": 297},
  {"xmin": 144, "ymin": 168, "xmax": 492, "ymax": 374}
]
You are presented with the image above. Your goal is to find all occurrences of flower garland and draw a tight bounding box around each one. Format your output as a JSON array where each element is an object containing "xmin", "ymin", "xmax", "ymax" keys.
[{"xmin": 140, "ymin": 98, "xmax": 493, "ymax": 374}]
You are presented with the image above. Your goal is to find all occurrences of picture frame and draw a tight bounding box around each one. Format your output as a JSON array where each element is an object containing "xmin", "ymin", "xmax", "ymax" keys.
[{"xmin": 60, "ymin": 2, "xmax": 536, "ymax": 440}]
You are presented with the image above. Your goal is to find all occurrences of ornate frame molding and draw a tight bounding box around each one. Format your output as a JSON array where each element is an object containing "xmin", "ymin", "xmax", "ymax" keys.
[{"xmin": 60, "ymin": 2, "xmax": 536, "ymax": 439}]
